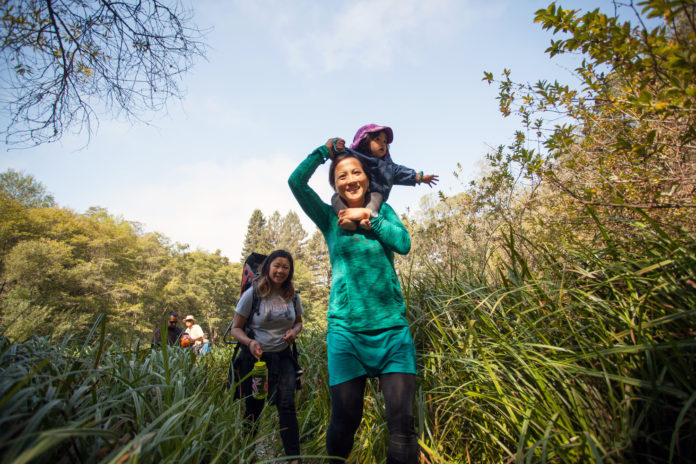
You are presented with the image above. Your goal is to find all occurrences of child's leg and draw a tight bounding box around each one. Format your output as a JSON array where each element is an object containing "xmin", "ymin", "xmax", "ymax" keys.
[
  {"xmin": 332, "ymin": 193, "xmax": 357, "ymax": 231},
  {"xmin": 359, "ymin": 192, "xmax": 384, "ymax": 229}
]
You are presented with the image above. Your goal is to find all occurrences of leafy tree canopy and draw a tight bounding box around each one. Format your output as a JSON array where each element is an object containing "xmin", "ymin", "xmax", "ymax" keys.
[
  {"xmin": 479, "ymin": 0, "xmax": 696, "ymax": 238},
  {"xmin": 0, "ymin": 0, "xmax": 205, "ymax": 147},
  {"xmin": 0, "ymin": 168, "xmax": 55, "ymax": 208}
]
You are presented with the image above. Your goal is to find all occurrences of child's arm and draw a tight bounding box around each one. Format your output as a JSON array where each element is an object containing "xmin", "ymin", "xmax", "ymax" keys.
[
  {"xmin": 390, "ymin": 162, "xmax": 439, "ymax": 187},
  {"xmin": 391, "ymin": 162, "xmax": 418, "ymax": 186}
]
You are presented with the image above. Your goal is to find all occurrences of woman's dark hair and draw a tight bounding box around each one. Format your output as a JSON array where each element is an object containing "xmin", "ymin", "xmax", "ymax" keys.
[
  {"xmin": 256, "ymin": 249, "xmax": 295, "ymax": 300},
  {"xmin": 328, "ymin": 152, "xmax": 371, "ymax": 190},
  {"xmin": 354, "ymin": 130, "xmax": 389, "ymax": 157}
]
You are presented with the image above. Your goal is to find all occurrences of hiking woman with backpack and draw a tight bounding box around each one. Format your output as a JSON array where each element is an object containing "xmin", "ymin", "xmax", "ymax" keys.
[
  {"xmin": 230, "ymin": 249, "xmax": 304, "ymax": 464},
  {"xmin": 289, "ymin": 138, "xmax": 418, "ymax": 464}
]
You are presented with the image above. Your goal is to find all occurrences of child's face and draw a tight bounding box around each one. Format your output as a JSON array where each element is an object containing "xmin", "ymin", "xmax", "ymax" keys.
[{"xmin": 368, "ymin": 131, "xmax": 388, "ymax": 158}]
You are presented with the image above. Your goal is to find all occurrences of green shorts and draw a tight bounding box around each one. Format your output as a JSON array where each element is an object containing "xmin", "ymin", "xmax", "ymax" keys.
[{"xmin": 327, "ymin": 325, "xmax": 417, "ymax": 387}]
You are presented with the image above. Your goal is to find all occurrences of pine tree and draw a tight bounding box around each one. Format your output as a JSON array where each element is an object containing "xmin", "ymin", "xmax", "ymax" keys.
[
  {"xmin": 299, "ymin": 229, "xmax": 331, "ymax": 332},
  {"xmin": 263, "ymin": 211, "xmax": 283, "ymax": 252},
  {"xmin": 278, "ymin": 211, "xmax": 307, "ymax": 260},
  {"xmin": 305, "ymin": 230, "xmax": 331, "ymax": 287},
  {"xmin": 240, "ymin": 209, "xmax": 267, "ymax": 261}
]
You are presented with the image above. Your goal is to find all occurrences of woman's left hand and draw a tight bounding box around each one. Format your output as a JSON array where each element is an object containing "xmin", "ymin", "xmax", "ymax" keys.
[{"xmin": 283, "ymin": 328, "xmax": 298, "ymax": 343}]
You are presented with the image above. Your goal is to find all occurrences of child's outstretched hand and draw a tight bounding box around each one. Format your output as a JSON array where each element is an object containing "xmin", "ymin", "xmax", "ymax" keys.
[
  {"xmin": 325, "ymin": 138, "xmax": 346, "ymax": 159},
  {"xmin": 422, "ymin": 174, "xmax": 439, "ymax": 187}
]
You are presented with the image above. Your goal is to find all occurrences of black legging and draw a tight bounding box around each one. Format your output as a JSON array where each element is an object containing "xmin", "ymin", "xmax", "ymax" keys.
[
  {"xmin": 243, "ymin": 353, "xmax": 300, "ymax": 458},
  {"xmin": 326, "ymin": 373, "xmax": 418, "ymax": 464}
]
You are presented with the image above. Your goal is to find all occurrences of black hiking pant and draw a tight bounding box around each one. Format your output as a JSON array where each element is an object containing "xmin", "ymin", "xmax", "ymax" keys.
[
  {"xmin": 242, "ymin": 349, "xmax": 301, "ymax": 459},
  {"xmin": 326, "ymin": 373, "xmax": 418, "ymax": 463}
]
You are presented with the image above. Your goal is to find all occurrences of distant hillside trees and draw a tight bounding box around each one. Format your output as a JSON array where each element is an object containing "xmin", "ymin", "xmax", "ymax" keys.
[
  {"xmin": 0, "ymin": 184, "xmax": 333, "ymax": 341},
  {"xmin": 0, "ymin": 171, "xmax": 240, "ymax": 341},
  {"xmin": 0, "ymin": 169, "xmax": 56, "ymax": 208}
]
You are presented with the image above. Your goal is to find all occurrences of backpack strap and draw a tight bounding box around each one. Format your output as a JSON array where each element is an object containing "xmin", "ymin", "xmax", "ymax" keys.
[
  {"xmin": 252, "ymin": 285, "xmax": 262, "ymax": 318},
  {"xmin": 232, "ymin": 285, "xmax": 260, "ymax": 362},
  {"xmin": 245, "ymin": 284, "xmax": 260, "ymax": 334}
]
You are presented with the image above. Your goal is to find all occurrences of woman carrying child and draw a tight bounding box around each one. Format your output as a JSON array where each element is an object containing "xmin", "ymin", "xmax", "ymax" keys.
[
  {"xmin": 288, "ymin": 133, "xmax": 419, "ymax": 463},
  {"xmin": 230, "ymin": 249, "xmax": 304, "ymax": 464},
  {"xmin": 331, "ymin": 123, "xmax": 438, "ymax": 230}
]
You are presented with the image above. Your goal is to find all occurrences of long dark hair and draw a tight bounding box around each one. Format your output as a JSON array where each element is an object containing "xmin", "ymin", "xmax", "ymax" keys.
[
  {"xmin": 255, "ymin": 249, "xmax": 295, "ymax": 301},
  {"xmin": 328, "ymin": 152, "xmax": 371, "ymax": 191}
]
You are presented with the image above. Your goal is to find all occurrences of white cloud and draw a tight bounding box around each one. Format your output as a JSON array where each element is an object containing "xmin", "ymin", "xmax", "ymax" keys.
[
  {"xmin": 315, "ymin": 0, "xmax": 454, "ymax": 71},
  {"xmin": 116, "ymin": 152, "xmax": 333, "ymax": 260},
  {"xmin": 235, "ymin": 0, "xmax": 485, "ymax": 72}
]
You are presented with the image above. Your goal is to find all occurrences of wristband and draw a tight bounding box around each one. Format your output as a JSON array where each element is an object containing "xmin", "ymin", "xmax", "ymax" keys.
[
  {"xmin": 417, "ymin": 171, "xmax": 423, "ymax": 184},
  {"xmin": 320, "ymin": 145, "xmax": 331, "ymax": 161}
]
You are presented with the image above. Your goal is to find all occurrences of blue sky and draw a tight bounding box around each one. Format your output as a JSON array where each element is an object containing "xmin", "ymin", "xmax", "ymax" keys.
[{"xmin": 1, "ymin": 0, "xmax": 613, "ymax": 261}]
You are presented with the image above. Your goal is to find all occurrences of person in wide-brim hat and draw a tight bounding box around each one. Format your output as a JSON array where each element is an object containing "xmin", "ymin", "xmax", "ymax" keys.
[{"xmin": 184, "ymin": 315, "xmax": 205, "ymax": 346}]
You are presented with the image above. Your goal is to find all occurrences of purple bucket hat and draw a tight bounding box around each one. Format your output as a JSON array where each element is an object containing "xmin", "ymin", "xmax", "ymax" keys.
[{"xmin": 350, "ymin": 124, "xmax": 394, "ymax": 156}]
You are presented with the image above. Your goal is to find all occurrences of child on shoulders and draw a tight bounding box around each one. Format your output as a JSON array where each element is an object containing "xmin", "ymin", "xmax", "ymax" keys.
[{"xmin": 331, "ymin": 123, "xmax": 438, "ymax": 230}]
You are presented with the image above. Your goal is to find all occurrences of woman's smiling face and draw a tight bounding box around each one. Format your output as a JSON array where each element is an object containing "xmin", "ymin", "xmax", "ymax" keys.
[
  {"xmin": 334, "ymin": 157, "xmax": 369, "ymax": 207},
  {"xmin": 269, "ymin": 257, "xmax": 291, "ymax": 287}
]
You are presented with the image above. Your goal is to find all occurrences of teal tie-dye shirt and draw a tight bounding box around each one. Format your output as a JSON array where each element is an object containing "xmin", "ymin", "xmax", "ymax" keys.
[{"xmin": 288, "ymin": 145, "xmax": 411, "ymax": 333}]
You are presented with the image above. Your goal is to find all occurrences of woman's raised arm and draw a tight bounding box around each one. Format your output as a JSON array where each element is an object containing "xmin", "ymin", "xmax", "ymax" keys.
[{"xmin": 288, "ymin": 144, "xmax": 333, "ymax": 232}]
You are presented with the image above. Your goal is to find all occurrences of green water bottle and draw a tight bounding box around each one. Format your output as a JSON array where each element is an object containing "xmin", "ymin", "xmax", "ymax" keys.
[{"xmin": 250, "ymin": 361, "xmax": 268, "ymax": 400}]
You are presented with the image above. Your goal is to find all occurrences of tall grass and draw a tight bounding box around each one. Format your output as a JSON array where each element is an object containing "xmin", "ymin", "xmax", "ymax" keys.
[
  {"xmin": 408, "ymin": 217, "xmax": 696, "ymax": 463},
  {"xmin": 0, "ymin": 319, "xmax": 320, "ymax": 463},
  {"xmin": 2, "ymin": 216, "xmax": 694, "ymax": 463},
  {"xmin": 0, "ymin": 317, "xmax": 343, "ymax": 463}
]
